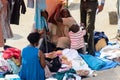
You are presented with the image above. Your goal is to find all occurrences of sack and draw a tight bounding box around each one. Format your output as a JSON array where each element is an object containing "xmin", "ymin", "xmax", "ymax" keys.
[
  {"xmin": 45, "ymin": 56, "xmax": 61, "ymax": 72},
  {"xmin": 95, "ymin": 38, "xmax": 107, "ymax": 51}
]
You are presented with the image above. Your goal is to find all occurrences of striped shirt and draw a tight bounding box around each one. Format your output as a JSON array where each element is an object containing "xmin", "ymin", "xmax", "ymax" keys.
[{"xmin": 69, "ymin": 30, "xmax": 86, "ymax": 49}]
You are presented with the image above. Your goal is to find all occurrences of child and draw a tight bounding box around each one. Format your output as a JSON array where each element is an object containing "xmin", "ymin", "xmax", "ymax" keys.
[
  {"xmin": 69, "ymin": 24, "xmax": 86, "ymax": 54},
  {"xmin": 19, "ymin": 32, "xmax": 46, "ymax": 80}
]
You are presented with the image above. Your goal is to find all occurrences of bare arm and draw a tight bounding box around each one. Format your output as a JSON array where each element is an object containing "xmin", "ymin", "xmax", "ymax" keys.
[
  {"xmin": 38, "ymin": 50, "xmax": 46, "ymax": 68},
  {"xmin": 98, "ymin": 0, "xmax": 105, "ymax": 13}
]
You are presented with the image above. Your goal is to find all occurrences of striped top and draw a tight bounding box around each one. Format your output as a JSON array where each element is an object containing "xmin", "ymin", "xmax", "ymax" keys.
[{"xmin": 69, "ymin": 30, "xmax": 86, "ymax": 49}]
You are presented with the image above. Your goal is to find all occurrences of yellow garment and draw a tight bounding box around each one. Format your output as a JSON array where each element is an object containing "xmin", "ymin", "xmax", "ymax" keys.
[{"xmin": 95, "ymin": 38, "xmax": 107, "ymax": 51}]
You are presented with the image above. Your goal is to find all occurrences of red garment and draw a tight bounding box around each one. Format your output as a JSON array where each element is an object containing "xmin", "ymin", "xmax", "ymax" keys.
[{"xmin": 2, "ymin": 47, "xmax": 21, "ymax": 60}]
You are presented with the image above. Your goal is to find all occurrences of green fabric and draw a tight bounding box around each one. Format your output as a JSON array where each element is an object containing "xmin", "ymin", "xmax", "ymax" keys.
[{"xmin": 52, "ymin": 68, "xmax": 76, "ymax": 80}]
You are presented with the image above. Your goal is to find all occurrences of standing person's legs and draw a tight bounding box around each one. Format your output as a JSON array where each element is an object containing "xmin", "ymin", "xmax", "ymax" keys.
[
  {"xmin": 80, "ymin": 2, "xmax": 88, "ymax": 42},
  {"xmin": 86, "ymin": 2, "xmax": 98, "ymax": 56}
]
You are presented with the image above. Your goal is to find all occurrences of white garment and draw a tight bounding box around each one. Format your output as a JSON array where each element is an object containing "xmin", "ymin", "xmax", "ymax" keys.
[
  {"xmin": 62, "ymin": 49, "xmax": 93, "ymax": 76},
  {"xmin": 100, "ymin": 44, "xmax": 120, "ymax": 59}
]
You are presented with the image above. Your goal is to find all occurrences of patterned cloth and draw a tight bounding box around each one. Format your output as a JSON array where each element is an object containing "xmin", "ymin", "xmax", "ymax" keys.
[{"xmin": 69, "ymin": 30, "xmax": 86, "ymax": 50}]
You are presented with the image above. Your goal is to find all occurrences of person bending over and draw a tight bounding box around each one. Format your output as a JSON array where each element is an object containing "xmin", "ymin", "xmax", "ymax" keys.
[{"xmin": 19, "ymin": 32, "xmax": 46, "ymax": 80}]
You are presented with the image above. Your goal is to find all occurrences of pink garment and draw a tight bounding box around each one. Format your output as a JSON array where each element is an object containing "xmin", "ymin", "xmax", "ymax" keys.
[
  {"xmin": 69, "ymin": 30, "xmax": 86, "ymax": 49},
  {"xmin": 2, "ymin": 47, "xmax": 21, "ymax": 60}
]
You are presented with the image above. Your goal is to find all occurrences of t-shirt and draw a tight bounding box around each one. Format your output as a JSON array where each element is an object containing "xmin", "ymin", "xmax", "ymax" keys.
[{"xmin": 69, "ymin": 30, "xmax": 86, "ymax": 49}]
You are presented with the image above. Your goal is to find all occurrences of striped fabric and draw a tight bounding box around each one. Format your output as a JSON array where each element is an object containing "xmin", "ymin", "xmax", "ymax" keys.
[{"xmin": 69, "ymin": 30, "xmax": 86, "ymax": 49}]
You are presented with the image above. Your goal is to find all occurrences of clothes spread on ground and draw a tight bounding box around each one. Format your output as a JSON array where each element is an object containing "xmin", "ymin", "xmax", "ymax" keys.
[
  {"xmin": 62, "ymin": 49, "xmax": 94, "ymax": 76},
  {"xmin": 100, "ymin": 44, "xmax": 120, "ymax": 59}
]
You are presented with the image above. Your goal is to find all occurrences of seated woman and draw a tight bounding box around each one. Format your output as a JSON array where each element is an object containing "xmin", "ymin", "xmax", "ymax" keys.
[
  {"xmin": 54, "ymin": 3, "xmax": 77, "ymax": 37},
  {"xmin": 47, "ymin": 3, "xmax": 77, "ymax": 49}
]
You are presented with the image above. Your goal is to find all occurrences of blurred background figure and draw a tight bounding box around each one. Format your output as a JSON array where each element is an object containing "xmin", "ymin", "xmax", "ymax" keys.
[{"xmin": 116, "ymin": 0, "xmax": 120, "ymax": 39}]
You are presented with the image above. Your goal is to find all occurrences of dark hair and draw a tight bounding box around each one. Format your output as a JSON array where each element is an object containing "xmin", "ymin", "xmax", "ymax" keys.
[
  {"xmin": 60, "ymin": 8, "xmax": 71, "ymax": 18},
  {"xmin": 41, "ymin": 10, "xmax": 49, "ymax": 20},
  {"xmin": 48, "ymin": 9, "xmax": 57, "ymax": 25},
  {"xmin": 69, "ymin": 24, "xmax": 80, "ymax": 33},
  {"xmin": 27, "ymin": 32, "xmax": 41, "ymax": 44}
]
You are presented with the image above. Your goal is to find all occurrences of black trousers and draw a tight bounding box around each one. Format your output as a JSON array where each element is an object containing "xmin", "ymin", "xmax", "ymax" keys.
[{"xmin": 80, "ymin": 1, "xmax": 98, "ymax": 56}]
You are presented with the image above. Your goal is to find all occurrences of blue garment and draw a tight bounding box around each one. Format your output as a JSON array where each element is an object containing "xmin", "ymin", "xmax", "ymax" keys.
[
  {"xmin": 35, "ymin": 0, "xmax": 46, "ymax": 30},
  {"xmin": 34, "ymin": 16, "xmax": 47, "ymax": 30},
  {"xmin": 99, "ymin": 58, "xmax": 118, "ymax": 70},
  {"xmin": 95, "ymin": 50, "xmax": 118, "ymax": 70},
  {"xmin": 19, "ymin": 46, "xmax": 45, "ymax": 80},
  {"xmin": 27, "ymin": 0, "xmax": 46, "ymax": 30},
  {"xmin": 94, "ymin": 31, "xmax": 109, "ymax": 45},
  {"xmin": 80, "ymin": 54, "xmax": 106, "ymax": 70}
]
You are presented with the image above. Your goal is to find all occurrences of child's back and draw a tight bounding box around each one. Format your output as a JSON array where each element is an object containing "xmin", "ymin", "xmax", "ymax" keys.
[{"xmin": 69, "ymin": 24, "xmax": 86, "ymax": 53}]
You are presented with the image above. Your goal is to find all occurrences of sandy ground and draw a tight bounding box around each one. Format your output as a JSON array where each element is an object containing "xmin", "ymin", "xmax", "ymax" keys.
[{"xmin": 2, "ymin": 0, "xmax": 117, "ymax": 50}]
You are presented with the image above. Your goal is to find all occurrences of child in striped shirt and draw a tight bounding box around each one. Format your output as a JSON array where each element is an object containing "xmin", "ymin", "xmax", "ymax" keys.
[{"xmin": 68, "ymin": 24, "xmax": 86, "ymax": 54}]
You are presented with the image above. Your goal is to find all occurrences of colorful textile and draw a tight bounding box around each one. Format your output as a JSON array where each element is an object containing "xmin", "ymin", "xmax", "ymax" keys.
[
  {"xmin": 80, "ymin": 54, "xmax": 106, "ymax": 70},
  {"xmin": 2, "ymin": 47, "xmax": 21, "ymax": 60}
]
